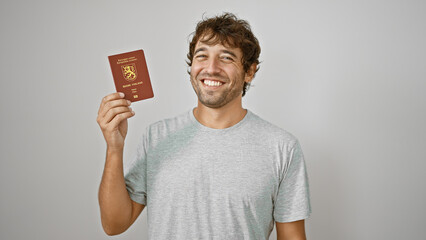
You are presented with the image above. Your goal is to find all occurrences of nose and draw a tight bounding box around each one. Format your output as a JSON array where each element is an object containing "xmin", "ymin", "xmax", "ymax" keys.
[{"xmin": 205, "ymin": 57, "xmax": 221, "ymax": 75}]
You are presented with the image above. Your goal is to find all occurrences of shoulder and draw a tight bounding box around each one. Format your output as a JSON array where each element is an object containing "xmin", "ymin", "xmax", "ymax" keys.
[
  {"xmin": 247, "ymin": 110, "xmax": 300, "ymax": 149},
  {"xmin": 144, "ymin": 110, "xmax": 194, "ymax": 141}
]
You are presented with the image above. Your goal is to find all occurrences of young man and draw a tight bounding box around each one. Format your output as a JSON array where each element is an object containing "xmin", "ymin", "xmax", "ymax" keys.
[{"xmin": 97, "ymin": 13, "xmax": 311, "ymax": 240}]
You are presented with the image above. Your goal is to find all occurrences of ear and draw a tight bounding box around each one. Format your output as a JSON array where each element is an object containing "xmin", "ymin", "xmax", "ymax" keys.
[{"xmin": 244, "ymin": 63, "xmax": 257, "ymax": 83}]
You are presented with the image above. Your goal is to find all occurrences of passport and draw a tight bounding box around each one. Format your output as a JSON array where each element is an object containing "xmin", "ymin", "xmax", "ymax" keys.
[{"xmin": 108, "ymin": 49, "xmax": 154, "ymax": 102}]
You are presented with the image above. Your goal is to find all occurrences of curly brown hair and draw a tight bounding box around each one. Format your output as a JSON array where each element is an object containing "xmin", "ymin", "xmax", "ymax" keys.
[{"xmin": 186, "ymin": 13, "xmax": 261, "ymax": 96}]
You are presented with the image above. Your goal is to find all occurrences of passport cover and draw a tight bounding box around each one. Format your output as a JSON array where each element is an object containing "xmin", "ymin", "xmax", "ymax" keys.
[{"xmin": 108, "ymin": 49, "xmax": 154, "ymax": 102}]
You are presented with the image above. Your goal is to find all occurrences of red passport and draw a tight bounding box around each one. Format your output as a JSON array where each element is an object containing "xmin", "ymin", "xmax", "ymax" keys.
[{"xmin": 108, "ymin": 49, "xmax": 154, "ymax": 102}]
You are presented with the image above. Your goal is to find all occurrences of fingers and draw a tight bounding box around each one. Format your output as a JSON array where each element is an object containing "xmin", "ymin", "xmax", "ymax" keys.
[
  {"xmin": 98, "ymin": 93, "xmax": 130, "ymax": 116},
  {"xmin": 100, "ymin": 99, "xmax": 131, "ymax": 121},
  {"xmin": 98, "ymin": 92, "xmax": 127, "ymax": 115},
  {"xmin": 109, "ymin": 110, "xmax": 135, "ymax": 129},
  {"xmin": 104, "ymin": 106, "xmax": 133, "ymax": 124},
  {"xmin": 99, "ymin": 92, "xmax": 123, "ymax": 113},
  {"xmin": 97, "ymin": 92, "xmax": 134, "ymax": 127}
]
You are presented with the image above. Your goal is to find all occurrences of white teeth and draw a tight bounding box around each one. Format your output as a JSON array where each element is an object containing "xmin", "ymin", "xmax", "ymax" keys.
[{"xmin": 204, "ymin": 80, "xmax": 223, "ymax": 87}]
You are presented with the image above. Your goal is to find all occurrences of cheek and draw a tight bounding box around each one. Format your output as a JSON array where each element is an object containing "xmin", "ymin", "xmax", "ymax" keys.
[
  {"xmin": 190, "ymin": 64, "xmax": 203, "ymax": 78},
  {"xmin": 226, "ymin": 68, "xmax": 244, "ymax": 83}
]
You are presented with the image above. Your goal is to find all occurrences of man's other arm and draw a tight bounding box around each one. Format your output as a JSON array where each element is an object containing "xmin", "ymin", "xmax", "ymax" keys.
[{"xmin": 276, "ymin": 220, "xmax": 306, "ymax": 240}]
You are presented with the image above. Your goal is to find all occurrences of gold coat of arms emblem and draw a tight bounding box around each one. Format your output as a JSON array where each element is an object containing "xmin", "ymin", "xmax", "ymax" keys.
[{"xmin": 121, "ymin": 63, "xmax": 138, "ymax": 81}]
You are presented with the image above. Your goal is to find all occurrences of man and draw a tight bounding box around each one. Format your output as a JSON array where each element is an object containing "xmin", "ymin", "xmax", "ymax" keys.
[{"xmin": 97, "ymin": 13, "xmax": 311, "ymax": 240}]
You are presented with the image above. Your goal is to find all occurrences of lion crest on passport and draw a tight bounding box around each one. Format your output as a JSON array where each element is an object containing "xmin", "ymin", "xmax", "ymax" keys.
[{"xmin": 121, "ymin": 63, "xmax": 137, "ymax": 81}]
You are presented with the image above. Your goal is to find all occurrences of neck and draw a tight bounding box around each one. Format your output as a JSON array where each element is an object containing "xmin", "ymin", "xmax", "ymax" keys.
[{"xmin": 193, "ymin": 96, "xmax": 247, "ymax": 129}]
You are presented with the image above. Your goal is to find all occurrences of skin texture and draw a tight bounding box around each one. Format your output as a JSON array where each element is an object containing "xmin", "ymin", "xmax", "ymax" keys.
[
  {"xmin": 276, "ymin": 220, "xmax": 307, "ymax": 240},
  {"xmin": 189, "ymin": 38, "xmax": 256, "ymax": 129},
  {"xmin": 190, "ymin": 41, "xmax": 248, "ymax": 109}
]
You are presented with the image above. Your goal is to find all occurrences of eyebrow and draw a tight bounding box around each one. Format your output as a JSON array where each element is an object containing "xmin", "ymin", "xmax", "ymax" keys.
[
  {"xmin": 194, "ymin": 47, "xmax": 238, "ymax": 59},
  {"xmin": 194, "ymin": 47, "xmax": 207, "ymax": 55},
  {"xmin": 221, "ymin": 50, "xmax": 237, "ymax": 58}
]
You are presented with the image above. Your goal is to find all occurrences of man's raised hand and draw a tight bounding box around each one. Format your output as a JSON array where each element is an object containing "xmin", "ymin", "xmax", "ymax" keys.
[{"xmin": 96, "ymin": 92, "xmax": 135, "ymax": 151}]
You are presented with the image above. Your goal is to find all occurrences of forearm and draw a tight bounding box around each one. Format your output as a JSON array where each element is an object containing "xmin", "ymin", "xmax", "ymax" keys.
[
  {"xmin": 276, "ymin": 220, "xmax": 306, "ymax": 240},
  {"xmin": 98, "ymin": 148, "xmax": 133, "ymax": 235},
  {"xmin": 277, "ymin": 236, "xmax": 306, "ymax": 240}
]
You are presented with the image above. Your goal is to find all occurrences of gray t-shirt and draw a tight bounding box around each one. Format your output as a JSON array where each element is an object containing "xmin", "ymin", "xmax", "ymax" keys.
[{"xmin": 124, "ymin": 109, "xmax": 311, "ymax": 239}]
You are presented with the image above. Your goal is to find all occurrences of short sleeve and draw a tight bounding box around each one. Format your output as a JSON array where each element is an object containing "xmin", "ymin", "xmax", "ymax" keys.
[
  {"xmin": 124, "ymin": 131, "xmax": 148, "ymax": 206},
  {"xmin": 273, "ymin": 140, "xmax": 311, "ymax": 222}
]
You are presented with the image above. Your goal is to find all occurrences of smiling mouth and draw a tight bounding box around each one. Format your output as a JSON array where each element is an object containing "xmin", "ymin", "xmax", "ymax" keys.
[{"xmin": 202, "ymin": 79, "xmax": 224, "ymax": 87}]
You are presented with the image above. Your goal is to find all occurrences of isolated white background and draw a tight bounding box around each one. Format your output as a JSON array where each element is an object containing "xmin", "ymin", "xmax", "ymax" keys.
[{"xmin": 1, "ymin": 0, "xmax": 425, "ymax": 239}]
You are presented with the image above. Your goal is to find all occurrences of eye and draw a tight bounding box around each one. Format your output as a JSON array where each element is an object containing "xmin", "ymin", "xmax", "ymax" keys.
[{"xmin": 221, "ymin": 55, "xmax": 234, "ymax": 62}]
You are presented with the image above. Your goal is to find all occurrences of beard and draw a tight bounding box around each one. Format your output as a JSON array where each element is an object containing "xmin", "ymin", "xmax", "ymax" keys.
[{"xmin": 190, "ymin": 71, "xmax": 245, "ymax": 109}]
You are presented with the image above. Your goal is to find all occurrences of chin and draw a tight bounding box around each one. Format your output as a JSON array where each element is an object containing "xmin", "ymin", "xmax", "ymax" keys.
[{"xmin": 199, "ymin": 100, "xmax": 226, "ymax": 109}]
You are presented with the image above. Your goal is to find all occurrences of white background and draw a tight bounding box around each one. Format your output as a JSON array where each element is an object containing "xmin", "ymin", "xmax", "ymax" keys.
[{"xmin": 1, "ymin": 0, "xmax": 425, "ymax": 239}]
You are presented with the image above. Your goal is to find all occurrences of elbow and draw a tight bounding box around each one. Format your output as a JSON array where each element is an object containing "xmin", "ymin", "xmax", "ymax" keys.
[
  {"xmin": 101, "ymin": 218, "xmax": 128, "ymax": 236},
  {"xmin": 104, "ymin": 230, "xmax": 122, "ymax": 236},
  {"xmin": 104, "ymin": 229, "xmax": 118, "ymax": 236},
  {"xmin": 102, "ymin": 224, "xmax": 126, "ymax": 236}
]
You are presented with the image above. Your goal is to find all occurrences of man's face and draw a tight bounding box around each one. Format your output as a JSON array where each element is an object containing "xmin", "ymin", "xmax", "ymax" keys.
[{"xmin": 190, "ymin": 39, "xmax": 252, "ymax": 109}]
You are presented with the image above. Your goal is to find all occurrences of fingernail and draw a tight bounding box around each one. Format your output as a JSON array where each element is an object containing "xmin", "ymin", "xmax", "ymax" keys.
[
  {"xmin": 119, "ymin": 92, "xmax": 125, "ymax": 97},
  {"xmin": 127, "ymin": 100, "xmax": 131, "ymax": 105}
]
